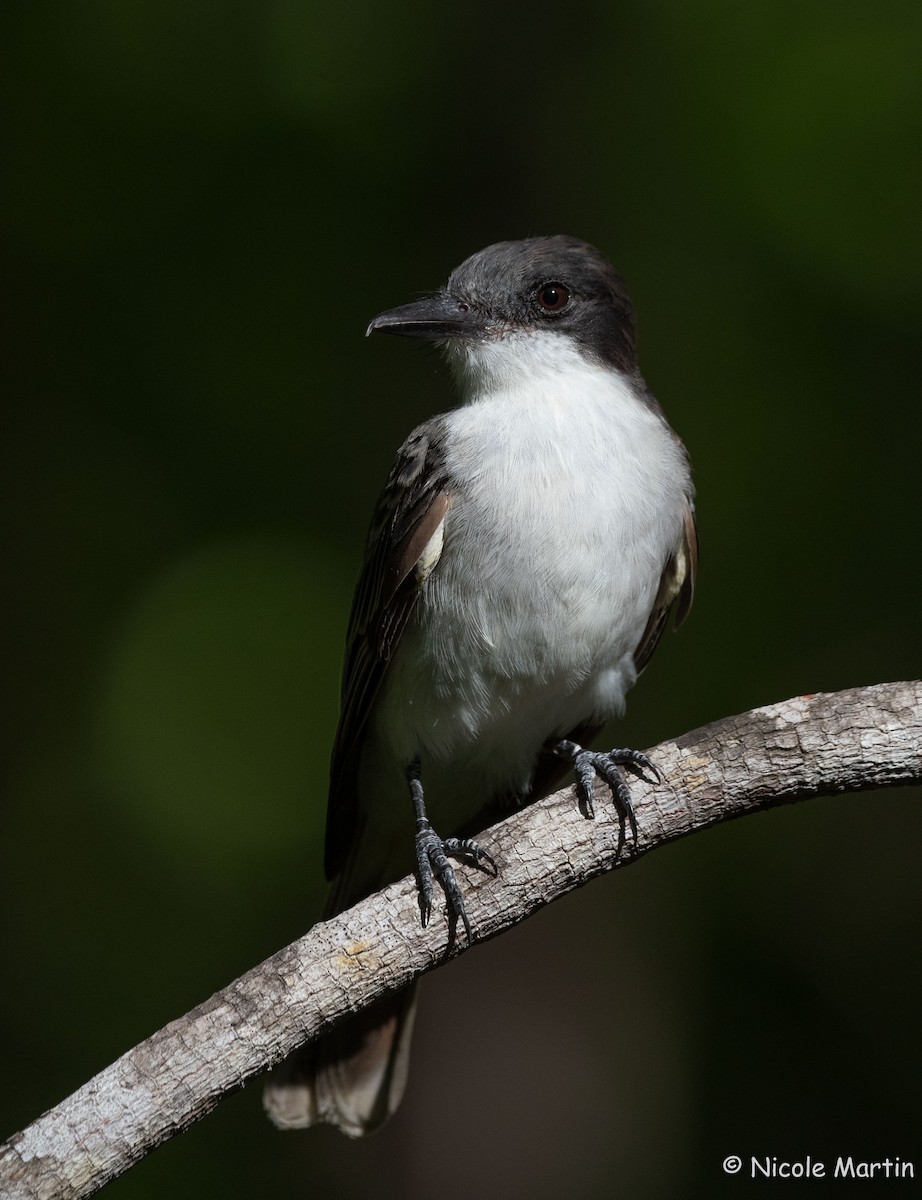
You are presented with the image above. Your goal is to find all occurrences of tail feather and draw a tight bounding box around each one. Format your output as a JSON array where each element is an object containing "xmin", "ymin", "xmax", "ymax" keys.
[{"xmin": 263, "ymin": 984, "xmax": 418, "ymax": 1137}]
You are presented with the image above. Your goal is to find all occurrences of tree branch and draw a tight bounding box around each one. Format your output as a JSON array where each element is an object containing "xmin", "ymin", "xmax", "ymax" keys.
[{"xmin": 3, "ymin": 682, "xmax": 920, "ymax": 1199}]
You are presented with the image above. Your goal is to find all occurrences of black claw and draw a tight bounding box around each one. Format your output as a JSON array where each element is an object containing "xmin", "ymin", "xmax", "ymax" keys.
[
  {"xmin": 613, "ymin": 747, "xmax": 661, "ymax": 785},
  {"xmin": 443, "ymin": 836, "xmax": 498, "ymax": 877},
  {"xmin": 416, "ymin": 823, "xmax": 474, "ymax": 940},
  {"xmin": 408, "ymin": 762, "xmax": 495, "ymax": 943},
  {"xmin": 550, "ymin": 739, "xmax": 659, "ymax": 854},
  {"xmin": 414, "ymin": 827, "xmax": 435, "ymax": 927},
  {"xmin": 572, "ymin": 755, "xmax": 598, "ymax": 819}
]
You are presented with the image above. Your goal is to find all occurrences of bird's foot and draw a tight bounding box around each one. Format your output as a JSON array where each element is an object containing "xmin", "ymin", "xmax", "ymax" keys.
[
  {"xmin": 407, "ymin": 760, "xmax": 497, "ymax": 943},
  {"xmin": 414, "ymin": 824, "xmax": 497, "ymax": 942},
  {"xmin": 551, "ymin": 739, "xmax": 661, "ymax": 853}
]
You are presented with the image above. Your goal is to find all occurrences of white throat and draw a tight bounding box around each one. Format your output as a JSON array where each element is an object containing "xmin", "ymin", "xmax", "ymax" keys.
[{"xmin": 444, "ymin": 328, "xmax": 617, "ymax": 404}]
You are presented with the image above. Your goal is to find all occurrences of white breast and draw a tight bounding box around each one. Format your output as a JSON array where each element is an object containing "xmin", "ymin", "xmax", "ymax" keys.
[{"xmin": 375, "ymin": 331, "xmax": 690, "ymax": 809}]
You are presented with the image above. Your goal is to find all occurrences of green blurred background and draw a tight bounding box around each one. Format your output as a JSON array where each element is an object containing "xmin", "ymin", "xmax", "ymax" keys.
[{"xmin": 2, "ymin": 2, "xmax": 920, "ymax": 1196}]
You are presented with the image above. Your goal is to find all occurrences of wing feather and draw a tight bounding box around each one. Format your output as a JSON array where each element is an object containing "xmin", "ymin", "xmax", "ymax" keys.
[
  {"xmin": 633, "ymin": 496, "xmax": 698, "ymax": 674},
  {"xmin": 325, "ymin": 419, "xmax": 452, "ymax": 878}
]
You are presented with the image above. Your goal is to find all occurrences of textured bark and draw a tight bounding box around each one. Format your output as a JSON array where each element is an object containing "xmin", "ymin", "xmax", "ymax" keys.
[{"xmin": 2, "ymin": 682, "xmax": 920, "ymax": 1199}]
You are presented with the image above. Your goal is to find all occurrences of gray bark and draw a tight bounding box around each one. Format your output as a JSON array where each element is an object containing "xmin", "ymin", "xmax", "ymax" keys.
[{"xmin": 2, "ymin": 682, "xmax": 920, "ymax": 1199}]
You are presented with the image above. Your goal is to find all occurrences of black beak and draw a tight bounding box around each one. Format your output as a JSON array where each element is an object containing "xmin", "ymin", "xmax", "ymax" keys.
[{"xmin": 366, "ymin": 292, "xmax": 486, "ymax": 340}]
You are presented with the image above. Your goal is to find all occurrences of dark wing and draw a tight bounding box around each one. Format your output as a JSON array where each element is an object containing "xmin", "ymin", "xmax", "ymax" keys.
[
  {"xmin": 325, "ymin": 418, "xmax": 453, "ymax": 878},
  {"xmin": 633, "ymin": 495, "xmax": 698, "ymax": 674}
]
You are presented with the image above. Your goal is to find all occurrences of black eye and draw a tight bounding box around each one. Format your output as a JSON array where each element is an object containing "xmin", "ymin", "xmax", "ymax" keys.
[{"xmin": 536, "ymin": 282, "xmax": 570, "ymax": 312}]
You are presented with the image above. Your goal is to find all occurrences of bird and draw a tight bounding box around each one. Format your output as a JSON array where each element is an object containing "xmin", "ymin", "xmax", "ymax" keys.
[{"xmin": 264, "ymin": 234, "xmax": 697, "ymax": 1137}]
